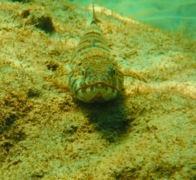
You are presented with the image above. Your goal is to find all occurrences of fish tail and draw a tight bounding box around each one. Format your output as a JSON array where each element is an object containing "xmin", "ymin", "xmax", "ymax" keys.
[{"xmin": 91, "ymin": 3, "xmax": 100, "ymax": 24}]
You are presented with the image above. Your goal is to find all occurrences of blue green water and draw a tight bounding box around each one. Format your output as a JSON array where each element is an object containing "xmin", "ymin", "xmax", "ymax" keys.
[{"xmin": 72, "ymin": 0, "xmax": 196, "ymax": 39}]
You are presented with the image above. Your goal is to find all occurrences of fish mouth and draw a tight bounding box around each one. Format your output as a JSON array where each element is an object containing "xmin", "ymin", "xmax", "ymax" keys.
[
  {"xmin": 75, "ymin": 81, "xmax": 119, "ymax": 103},
  {"xmin": 76, "ymin": 82, "xmax": 118, "ymax": 92}
]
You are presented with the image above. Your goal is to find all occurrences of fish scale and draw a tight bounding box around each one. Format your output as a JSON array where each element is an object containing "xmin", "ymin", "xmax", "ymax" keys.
[{"xmin": 68, "ymin": 5, "xmax": 124, "ymax": 103}]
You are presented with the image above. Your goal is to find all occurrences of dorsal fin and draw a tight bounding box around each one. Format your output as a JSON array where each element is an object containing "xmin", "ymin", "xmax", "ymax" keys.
[{"xmin": 91, "ymin": 4, "xmax": 100, "ymax": 24}]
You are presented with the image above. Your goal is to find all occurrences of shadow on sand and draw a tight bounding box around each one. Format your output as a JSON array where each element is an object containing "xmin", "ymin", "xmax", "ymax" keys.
[{"xmin": 76, "ymin": 96, "xmax": 135, "ymax": 142}]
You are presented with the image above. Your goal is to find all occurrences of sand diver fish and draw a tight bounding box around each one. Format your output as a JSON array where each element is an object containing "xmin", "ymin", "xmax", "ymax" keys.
[{"xmin": 68, "ymin": 4, "xmax": 124, "ymax": 103}]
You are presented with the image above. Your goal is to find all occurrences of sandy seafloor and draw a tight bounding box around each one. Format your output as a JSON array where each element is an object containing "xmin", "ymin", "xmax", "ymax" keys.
[{"xmin": 0, "ymin": 0, "xmax": 196, "ymax": 179}]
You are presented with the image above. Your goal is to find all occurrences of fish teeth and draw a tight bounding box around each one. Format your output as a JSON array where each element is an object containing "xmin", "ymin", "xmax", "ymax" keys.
[{"xmin": 68, "ymin": 5, "xmax": 123, "ymax": 103}]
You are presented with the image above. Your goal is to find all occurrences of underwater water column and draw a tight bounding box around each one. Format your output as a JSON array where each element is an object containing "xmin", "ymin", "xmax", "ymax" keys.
[{"xmin": 73, "ymin": 0, "xmax": 196, "ymax": 39}]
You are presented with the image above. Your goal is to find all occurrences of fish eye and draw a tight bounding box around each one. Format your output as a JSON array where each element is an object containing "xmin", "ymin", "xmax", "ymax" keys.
[
  {"xmin": 108, "ymin": 67, "xmax": 115, "ymax": 75},
  {"xmin": 82, "ymin": 69, "xmax": 85, "ymax": 75}
]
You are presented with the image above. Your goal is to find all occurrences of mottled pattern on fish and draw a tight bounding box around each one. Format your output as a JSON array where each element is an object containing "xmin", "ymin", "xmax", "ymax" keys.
[{"xmin": 68, "ymin": 5, "xmax": 123, "ymax": 103}]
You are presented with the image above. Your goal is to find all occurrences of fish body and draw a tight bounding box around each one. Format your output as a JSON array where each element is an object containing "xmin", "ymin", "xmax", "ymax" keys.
[{"xmin": 68, "ymin": 5, "xmax": 123, "ymax": 103}]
